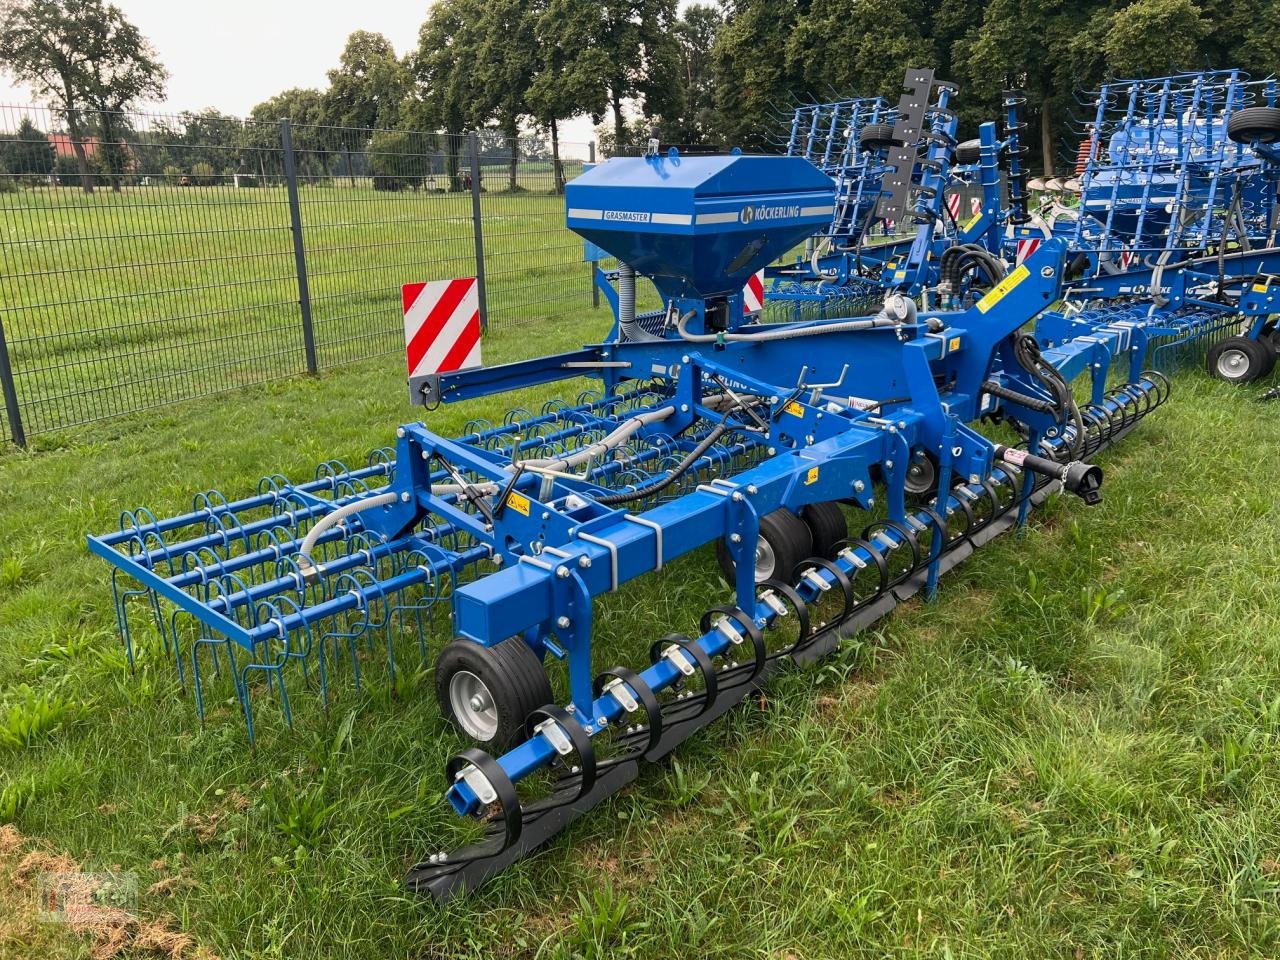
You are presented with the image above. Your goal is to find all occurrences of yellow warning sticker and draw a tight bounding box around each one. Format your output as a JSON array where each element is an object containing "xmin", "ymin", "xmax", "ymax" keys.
[
  {"xmin": 1253, "ymin": 282, "xmax": 1270, "ymax": 293},
  {"xmin": 805, "ymin": 466, "xmax": 820, "ymax": 485},
  {"xmin": 963, "ymin": 212, "xmax": 982, "ymax": 231},
  {"xmin": 976, "ymin": 263, "xmax": 1030, "ymax": 314},
  {"xmin": 506, "ymin": 491, "xmax": 530, "ymax": 517},
  {"xmin": 949, "ymin": 336, "xmax": 962, "ymax": 352},
  {"xmin": 783, "ymin": 400, "xmax": 805, "ymax": 418}
]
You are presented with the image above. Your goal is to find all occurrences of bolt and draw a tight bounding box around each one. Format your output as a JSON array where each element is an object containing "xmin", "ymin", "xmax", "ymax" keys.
[
  {"xmin": 952, "ymin": 445, "xmax": 963, "ymax": 457},
  {"xmin": 469, "ymin": 694, "xmax": 485, "ymax": 711},
  {"xmin": 397, "ymin": 427, "xmax": 406, "ymax": 438},
  {"xmin": 746, "ymin": 485, "xmax": 758, "ymax": 495},
  {"xmin": 556, "ymin": 616, "xmax": 571, "ymax": 629},
  {"xmin": 541, "ymin": 511, "xmax": 551, "ymax": 520},
  {"xmin": 888, "ymin": 425, "xmax": 897, "ymax": 434},
  {"xmin": 885, "ymin": 460, "xmax": 895, "ymax": 470},
  {"xmin": 400, "ymin": 491, "xmax": 411, "ymax": 503},
  {"xmin": 557, "ymin": 566, "xmax": 570, "ymax": 578},
  {"xmin": 680, "ymin": 404, "xmax": 689, "ymax": 413},
  {"xmin": 868, "ymin": 497, "xmax": 876, "ymax": 507},
  {"xmin": 730, "ymin": 533, "xmax": 742, "ymax": 544},
  {"xmin": 421, "ymin": 450, "xmax": 429, "ymax": 460},
  {"xmin": 578, "ymin": 556, "xmax": 591, "ymax": 568},
  {"xmin": 767, "ymin": 447, "xmax": 777, "ymax": 456},
  {"xmin": 854, "ymin": 480, "xmax": 865, "ymax": 493},
  {"xmin": 682, "ymin": 355, "xmax": 690, "ymax": 364}
]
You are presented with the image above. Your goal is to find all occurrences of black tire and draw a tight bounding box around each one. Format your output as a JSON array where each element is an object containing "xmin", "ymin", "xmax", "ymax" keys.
[
  {"xmin": 801, "ymin": 502, "xmax": 848, "ymax": 558},
  {"xmin": 954, "ymin": 138, "xmax": 982, "ymax": 164},
  {"xmin": 1227, "ymin": 106, "xmax": 1280, "ymax": 145},
  {"xmin": 716, "ymin": 508, "xmax": 812, "ymax": 585},
  {"xmin": 1207, "ymin": 335, "xmax": 1276, "ymax": 384},
  {"xmin": 436, "ymin": 635, "xmax": 553, "ymax": 749},
  {"xmin": 1262, "ymin": 321, "xmax": 1280, "ymax": 353},
  {"xmin": 859, "ymin": 123, "xmax": 899, "ymax": 152}
]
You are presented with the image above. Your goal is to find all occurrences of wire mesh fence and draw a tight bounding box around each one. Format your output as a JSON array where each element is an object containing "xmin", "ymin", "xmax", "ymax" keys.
[{"xmin": 0, "ymin": 104, "xmax": 598, "ymax": 445}]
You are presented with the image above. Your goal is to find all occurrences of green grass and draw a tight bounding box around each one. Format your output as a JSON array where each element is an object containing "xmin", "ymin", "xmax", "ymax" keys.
[
  {"xmin": 0, "ymin": 178, "xmax": 608, "ymax": 438},
  {"xmin": 2, "ymin": 316, "xmax": 1280, "ymax": 959}
]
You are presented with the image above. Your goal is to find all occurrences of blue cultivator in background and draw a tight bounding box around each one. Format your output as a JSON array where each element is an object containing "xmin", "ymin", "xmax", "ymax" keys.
[
  {"xmin": 89, "ymin": 150, "xmax": 1170, "ymax": 898},
  {"xmin": 1036, "ymin": 70, "xmax": 1280, "ymax": 387},
  {"xmin": 766, "ymin": 69, "xmax": 1029, "ymax": 320}
]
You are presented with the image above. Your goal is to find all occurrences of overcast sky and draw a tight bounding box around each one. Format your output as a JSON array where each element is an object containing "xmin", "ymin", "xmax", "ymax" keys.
[{"xmin": 0, "ymin": 0, "xmax": 617, "ymax": 143}]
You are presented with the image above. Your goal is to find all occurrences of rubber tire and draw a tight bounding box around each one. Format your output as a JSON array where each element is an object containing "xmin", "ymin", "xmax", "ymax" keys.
[
  {"xmin": 801, "ymin": 502, "xmax": 848, "ymax": 558},
  {"xmin": 1207, "ymin": 335, "xmax": 1276, "ymax": 384},
  {"xmin": 436, "ymin": 635, "xmax": 553, "ymax": 749},
  {"xmin": 716, "ymin": 508, "xmax": 813, "ymax": 585},
  {"xmin": 955, "ymin": 138, "xmax": 982, "ymax": 164},
  {"xmin": 1262, "ymin": 321, "xmax": 1280, "ymax": 353},
  {"xmin": 859, "ymin": 123, "xmax": 899, "ymax": 152},
  {"xmin": 1227, "ymin": 106, "xmax": 1280, "ymax": 145}
]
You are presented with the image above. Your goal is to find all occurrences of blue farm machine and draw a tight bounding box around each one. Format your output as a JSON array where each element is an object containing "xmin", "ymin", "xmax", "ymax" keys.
[
  {"xmin": 766, "ymin": 69, "xmax": 1034, "ymax": 324},
  {"xmin": 1033, "ymin": 70, "xmax": 1280, "ymax": 390},
  {"xmin": 88, "ymin": 143, "xmax": 1171, "ymax": 898}
]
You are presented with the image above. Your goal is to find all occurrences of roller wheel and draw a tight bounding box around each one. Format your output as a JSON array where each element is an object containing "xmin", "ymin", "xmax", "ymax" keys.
[
  {"xmin": 1207, "ymin": 336, "xmax": 1275, "ymax": 384},
  {"xmin": 859, "ymin": 123, "xmax": 899, "ymax": 153},
  {"xmin": 436, "ymin": 636, "xmax": 553, "ymax": 748},
  {"xmin": 1227, "ymin": 106, "xmax": 1280, "ymax": 145},
  {"xmin": 716, "ymin": 508, "xmax": 812, "ymax": 584},
  {"xmin": 954, "ymin": 138, "xmax": 982, "ymax": 165},
  {"xmin": 801, "ymin": 502, "xmax": 848, "ymax": 558}
]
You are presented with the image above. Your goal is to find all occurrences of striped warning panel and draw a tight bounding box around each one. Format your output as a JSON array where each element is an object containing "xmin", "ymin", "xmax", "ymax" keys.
[
  {"xmin": 743, "ymin": 270, "xmax": 765, "ymax": 315},
  {"xmin": 403, "ymin": 278, "xmax": 482, "ymax": 377},
  {"xmin": 971, "ymin": 196, "xmax": 982, "ymax": 217},
  {"xmin": 1015, "ymin": 237, "xmax": 1041, "ymax": 265},
  {"xmin": 946, "ymin": 193, "xmax": 961, "ymax": 219}
]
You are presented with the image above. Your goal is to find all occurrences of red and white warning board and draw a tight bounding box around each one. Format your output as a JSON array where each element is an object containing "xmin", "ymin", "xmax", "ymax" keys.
[
  {"xmin": 403, "ymin": 277, "xmax": 482, "ymax": 378},
  {"xmin": 946, "ymin": 193, "xmax": 960, "ymax": 218},
  {"xmin": 743, "ymin": 270, "xmax": 765, "ymax": 315},
  {"xmin": 970, "ymin": 196, "xmax": 982, "ymax": 217},
  {"xmin": 1015, "ymin": 237, "xmax": 1041, "ymax": 265}
]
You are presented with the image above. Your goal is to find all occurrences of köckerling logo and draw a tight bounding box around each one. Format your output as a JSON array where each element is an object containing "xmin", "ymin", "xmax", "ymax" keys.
[{"xmin": 739, "ymin": 204, "xmax": 800, "ymax": 225}]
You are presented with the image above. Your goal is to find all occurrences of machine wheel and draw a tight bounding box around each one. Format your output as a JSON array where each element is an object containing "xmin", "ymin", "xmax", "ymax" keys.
[
  {"xmin": 859, "ymin": 123, "xmax": 899, "ymax": 152},
  {"xmin": 1227, "ymin": 106, "xmax": 1280, "ymax": 145},
  {"xmin": 1207, "ymin": 336, "xmax": 1276, "ymax": 384},
  {"xmin": 1261, "ymin": 321, "xmax": 1280, "ymax": 353},
  {"xmin": 904, "ymin": 449, "xmax": 940, "ymax": 499},
  {"xmin": 801, "ymin": 502, "xmax": 848, "ymax": 558},
  {"xmin": 436, "ymin": 636, "xmax": 553, "ymax": 748},
  {"xmin": 716, "ymin": 508, "xmax": 812, "ymax": 584},
  {"xmin": 954, "ymin": 138, "xmax": 982, "ymax": 164}
]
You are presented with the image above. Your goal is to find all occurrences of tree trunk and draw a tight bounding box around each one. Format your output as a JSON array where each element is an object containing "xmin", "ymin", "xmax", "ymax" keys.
[
  {"xmin": 1040, "ymin": 97, "xmax": 1055, "ymax": 178},
  {"xmin": 100, "ymin": 112, "xmax": 121, "ymax": 193},
  {"xmin": 611, "ymin": 89, "xmax": 625, "ymax": 156},
  {"xmin": 505, "ymin": 118, "xmax": 519, "ymax": 192},
  {"xmin": 550, "ymin": 118, "xmax": 564, "ymax": 195},
  {"xmin": 447, "ymin": 129, "xmax": 463, "ymax": 192},
  {"xmin": 65, "ymin": 104, "xmax": 93, "ymax": 194}
]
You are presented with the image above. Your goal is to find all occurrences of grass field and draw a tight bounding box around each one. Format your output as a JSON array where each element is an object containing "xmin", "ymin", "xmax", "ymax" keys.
[
  {"xmin": 0, "ymin": 178, "xmax": 604, "ymax": 439},
  {"xmin": 2, "ymin": 308, "xmax": 1280, "ymax": 959}
]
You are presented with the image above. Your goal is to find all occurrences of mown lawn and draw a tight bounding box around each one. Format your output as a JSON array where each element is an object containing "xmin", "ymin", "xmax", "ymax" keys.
[{"xmin": 1, "ymin": 310, "xmax": 1280, "ymax": 959}]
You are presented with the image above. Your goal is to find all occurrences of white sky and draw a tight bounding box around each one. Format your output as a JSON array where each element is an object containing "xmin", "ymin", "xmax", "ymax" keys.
[{"xmin": 0, "ymin": 0, "xmax": 625, "ymax": 145}]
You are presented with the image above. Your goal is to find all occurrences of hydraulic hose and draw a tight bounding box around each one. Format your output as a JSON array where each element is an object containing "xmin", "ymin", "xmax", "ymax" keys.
[
  {"xmin": 618, "ymin": 263, "xmax": 660, "ymax": 342},
  {"xmin": 593, "ymin": 422, "xmax": 735, "ymax": 505},
  {"xmin": 677, "ymin": 309, "xmax": 895, "ymax": 343},
  {"xmin": 296, "ymin": 491, "xmax": 400, "ymax": 574}
]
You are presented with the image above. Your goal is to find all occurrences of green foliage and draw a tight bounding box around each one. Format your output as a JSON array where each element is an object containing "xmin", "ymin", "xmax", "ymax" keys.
[
  {"xmin": 368, "ymin": 129, "xmax": 425, "ymax": 191},
  {"xmin": 713, "ymin": 0, "xmax": 804, "ymax": 150},
  {"xmin": 0, "ymin": 686, "xmax": 76, "ymax": 749},
  {"xmin": 1103, "ymin": 0, "xmax": 1208, "ymax": 76},
  {"xmin": 0, "ymin": 116, "xmax": 55, "ymax": 177},
  {"xmin": 188, "ymin": 161, "xmax": 216, "ymax": 186},
  {"xmin": 321, "ymin": 31, "xmax": 411, "ymax": 130}
]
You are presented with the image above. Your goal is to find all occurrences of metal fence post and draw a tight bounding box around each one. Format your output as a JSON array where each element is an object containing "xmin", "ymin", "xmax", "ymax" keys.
[
  {"xmin": 0, "ymin": 315, "xmax": 25, "ymax": 448},
  {"xmin": 588, "ymin": 142, "xmax": 600, "ymax": 308},
  {"xmin": 468, "ymin": 131, "xmax": 490, "ymax": 331},
  {"xmin": 281, "ymin": 119, "xmax": 318, "ymax": 373}
]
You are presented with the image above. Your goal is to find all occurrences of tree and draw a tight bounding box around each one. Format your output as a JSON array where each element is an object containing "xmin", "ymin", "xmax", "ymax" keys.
[
  {"xmin": 647, "ymin": 2, "xmax": 720, "ymax": 145},
  {"xmin": 1103, "ymin": 0, "xmax": 1207, "ymax": 76},
  {"xmin": 786, "ymin": 0, "xmax": 933, "ymax": 102},
  {"xmin": 1, "ymin": 116, "xmax": 55, "ymax": 178},
  {"xmin": 245, "ymin": 89, "xmax": 327, "ymax": 181},
  {"xmin": 321, "ymin": 31, "xmax": 411, "ymax": 131},
  {"xmin": 0, "ymin": 0, "xmax": 165, "ymax": 193},
  {"xmin": 527, "ymin": 0, "xmax": 609, "ymax": 189},
  {"xmin": 953, "ymin": 0, "xmax": 1109, "ymax": 176},
  {"xmin": 472, "ymin": 1, "xmax": 539, "ymax": 190},
  {"xmin": 411, "ymin": 0, "xmax": 490, "ymax": 190},
  {"xmin": 712, "ymin": 0, "xmax": 807, "ymax": 151}
]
